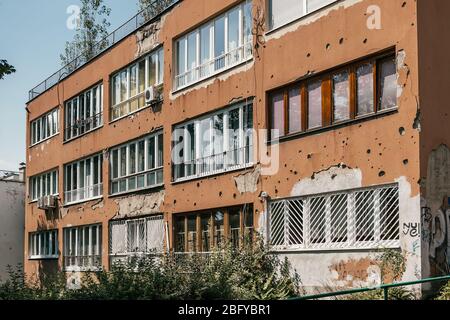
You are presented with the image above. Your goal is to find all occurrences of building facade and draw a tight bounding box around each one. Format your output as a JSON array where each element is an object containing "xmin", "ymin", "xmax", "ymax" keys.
[
  {"xmin": 0, "ymin": 170, "xmax": 25, "ymax": 280},
  {"xmin": 25, "ymin": 0, "xmax": 450, "ymax": 295}
]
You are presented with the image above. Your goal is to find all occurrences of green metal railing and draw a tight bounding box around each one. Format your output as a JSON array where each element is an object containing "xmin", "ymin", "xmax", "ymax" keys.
[{"xmin": 290, "ymin": 275, "xmax": 450, "ymax": 300}]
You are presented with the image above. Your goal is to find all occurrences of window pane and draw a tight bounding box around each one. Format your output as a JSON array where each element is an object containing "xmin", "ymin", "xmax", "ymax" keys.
[
  {"xmin": 113, "ymin": 75, "xmax": 120, "ymax": 105},
  {"xmin": 149, "ymin": 53, "xmax": 157, "ymax": 86},
  {"xmin": 228, "ymin": 7, "xmax": 239, "ymax": 52},
  {"xmin": 187, "ymin": 32, "xmax": 197, "ymax": 73},
  {"xmin": 187, "ymin": 216, "xmax": 197, "ymax": 252},
  {"xmin": 269, "ymin": 0, "xmax": 303, "ymax": 30},
  {"xmin": 120, "ymin": 71, "xmax": 127, "ymax": 102},
  {"xmin": 214, "ymin": 211, "xmax": 225, "ymax": 246},
  {"xmin": 243, "ymin": 1, "xmax": 253, "ymax": 45},
  {"xmin": 138, "ymin": 60, "xmax": 146, "ymax": 93},
  {"xmin": 112, "ymin": 149, "xmax": 119, "ymax": 179},
  {"xmin": 177, "ymin": 39, "xmax": 186, "ymax": 75},
  {"xmin": 214, "ymin": 16, "xmax": 225, "ymax": 59},
  {"xmin": 138, "ymin": 140, "xmax": 145, "ymax": 172},
  {"xmin": 200, "ymin": 24, "xmax": 211, "ymax": 65},
  {"xmin": 148, "ymin": 137, "xmax": 155, "ymax": 169},
  {"xmin": 379, "ymin": 57, "xmax": 397, "ymax": 110},
  {"xmin": 309, "ymin": 197, "xmax": 326, "ymax": 244},
  {"xmin": 307, "ymin": 80, "xmax": 322, "ymax": 129},
  {"xmin": 332, "ymin": 71, "xmax": 350, "ymax": 122},
  {"xmin": 157, "ymin": 49, "xmax": 164, "ymax": 84},
  {"xmin": 130, "ymin": 65, "xmax": 137, "ymax": 97},
  {"xmin": 330, "ymin": 194, "xmax": 348, "ymax": 243},
  {"xmin": 357, "ymin": 63, "xmax": 374, "ymax": 116},
  {"xmin": 307, "ymin": 0, "xmax": 334, "ymax": 13},
  {"xmin": 129, "ymin": 144, "xmax": 136, "ymax": 174},
  {"xmin": 175, "ymin": 217, "xmax": 185, "ymax": 252},
  {"xmin": 271, "ymin": 93, "xmax": 285, "ymax": 139},
  {"xmin": 355, "ymin": 190, "xmax": 375, "ymax": 242},
  {"xmin": 200, "ymin": 118, "xmax": 211, "ymax": 158},
  {"xmin": 120, "ymin": 147, "xmax": 127, "ymax": 176},
  {"xmin": 201, "ymin": 215, "xmax": 211, "ymax": 252},
  {"xmin": 157, "ymin": 134, "xmax": 163, "ymax": 167},
  {"xmin": 288, "ymin": 87, "xmax": 301, "ymax": 133},
  {"xmin": 229, "ymin": 209, "xmax": 241, "ymax": 248}
]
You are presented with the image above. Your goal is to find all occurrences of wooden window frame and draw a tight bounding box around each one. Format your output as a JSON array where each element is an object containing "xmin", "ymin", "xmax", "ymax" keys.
[
  {"xmin": 268, "ymin": 50, "xmax": 397, "ymax": 141},
  {"xmin": 172, "ymin": 204, "xmax": 254, "ymax": 253}
]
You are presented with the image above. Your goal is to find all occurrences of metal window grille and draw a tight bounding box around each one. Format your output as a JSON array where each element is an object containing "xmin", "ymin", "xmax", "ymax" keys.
[
  {"xmin": 269, "ymin": 184, "xmax": 400, "ymax": 251},
  {"xmin": 109, "ymin": 215, "xmax": 165, "ymax": 265}
]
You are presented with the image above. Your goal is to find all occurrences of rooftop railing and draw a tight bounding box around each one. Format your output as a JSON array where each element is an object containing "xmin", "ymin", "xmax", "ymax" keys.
[{"xmin": 28, "ymin": 0, "xmax": 181, "ymax": 102}]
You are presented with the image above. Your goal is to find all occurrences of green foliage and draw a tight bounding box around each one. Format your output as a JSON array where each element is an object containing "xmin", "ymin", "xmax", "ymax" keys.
[
  {"xmin": 60, "ymin": 0, "xmax": 111, "ymax": 71},
  {"xmin": 0, "ymin": 238, "xmax": 301, "ymax": 300},
  {"xmin": 377, "ymin": 248, "xmax": 406, "ymax": 283},
  {"xmin": 0, "ymin": 59, "xmax": 15, "ymax": 80},
  {"xmin": 347, "ymin": 287, "xmax": 416, "ymax": 301},
  {"xmin": 137, "ymin": 0, "xmax": 174, "ymax": 20},
  {"xmin": 436, "ymin": 281, "xmax": 450, "ymax": 300}
]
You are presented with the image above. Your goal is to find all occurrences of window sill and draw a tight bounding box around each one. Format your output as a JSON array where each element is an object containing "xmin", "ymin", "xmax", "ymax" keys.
[
  {"xmin": 29, "ymin": 255, "xmax": 59, "ymax": 261},
  {"xmin": 29, "ymin": 133, "xmax": 60, "ymax": 148},
  {"xmin": 63, "ymin": 195, "xmax": 103, "ymax": 207},
  {"xmin": 172, "ymin": 162, "xmax": 255, "ymax": 185},
  {"xmin": 108, "ymin": 183, "xmax": 164, "ymax": 199},
  {"xmin": 270, "ymin": 244, "xmax": 401, "ymax": 254},
  {"xmin": 172, "ymin": 56, "xmax": 254, "ymax": 95},
  {"xmin": 28, "ymin": 193, "xmax": 60, "ymax": 205},
  {"xmin": 63, "ymin": 124, "xmax": 104, "ymax": 145},
  {"xmin": 269, "ymin": 107, "xmax": 398, "ymax": 145}
]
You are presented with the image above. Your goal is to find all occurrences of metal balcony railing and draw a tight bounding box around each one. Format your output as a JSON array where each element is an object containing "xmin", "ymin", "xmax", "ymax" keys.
[
  {"xmin": 64, "ymin": 112, "xmax": 103, "ymax": 141},
  {"xmin": 28, "ymin": 0, "xmax": 181, "ymax": 101},
  {"xmin": 64, "ymin": 183, "xmax": 103, "ymax": 205},
  {"xmin": 175, "ymin": 42, "xmax": 253, "ymax": 90},
  {"xmin": 64, "ymin": 254, "xmax": 102, "ymax": 271}
]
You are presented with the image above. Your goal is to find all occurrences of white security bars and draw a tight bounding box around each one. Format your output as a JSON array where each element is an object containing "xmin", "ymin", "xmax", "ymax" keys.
[
  {"xmin": 268, "ymin": 0, "xmax": 337, "ymax": 30},
  {"xmin": 269, "ymin": 184, "xmax": 400, "ymax": 251},
  {"xmin": 29, "ymin": 230, "xmax": 58, "ymax": 259},
  {"xmin": 63, "ymin": 224, "xmax": 102, "ymax": 271},
  {"xmin": 174, "ymin": 0, "xmax": 253, "ymax": 90},
  {"xmin": 172, "ymin": 102, "xmax": 253, "ymax": 182},
  {"xmin": 109, "ymin": 215, "xmax": 165, "ymax": 265},
  {"xmin": 110, "ymin": 131, "xmax": 163, "ymax": 195},
  {"xmin": 64, "ymin": 83, "xmax": 103, "ymax": 141},
  {"xmin": 64, "ymin": 153, "xmax": 103, "ymax": 205},
  {"xmin": 29, "ymin": 170, "xmax": 58, "ymax": 201},
  {"xmin": 30, "ymin": 108, "xmax": 59, "ymax": 146},
  {"xmin": 111, "ymin": 47, "xmax": 164, "ymax": 120}
]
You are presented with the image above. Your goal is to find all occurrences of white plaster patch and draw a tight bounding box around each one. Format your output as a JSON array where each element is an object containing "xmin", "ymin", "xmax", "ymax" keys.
[
  {"xmin": 113, "ymin": 190, "xmax": 165, "ymax": 219},
  {"xmin": 290, "ymin": 164, "xmax": 362, "ymax": 197},
  {"xmin": 234, "ymin": 165, "xmax": 261, "ymax": 194},
  {"xmin": 265, "ymin": 0, "xmax": 364, "ymax": 41}
]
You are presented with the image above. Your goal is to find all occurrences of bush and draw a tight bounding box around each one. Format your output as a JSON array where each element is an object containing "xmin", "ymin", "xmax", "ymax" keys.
[
  {"xmin": 436, "ymin": 281, "xmax": 450, "ymax": 300},
  {"xmin": 0, "ymin": 237, "xmax": 302, "ymax": 300}
]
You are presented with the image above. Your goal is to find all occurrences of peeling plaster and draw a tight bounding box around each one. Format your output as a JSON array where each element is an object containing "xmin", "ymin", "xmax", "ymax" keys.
[
  {"xmin": 234, "ymin": 165, "xmax": 261, "ymax": 194},
  {"xmin": 135, "ymin": 16, "xmax": 165, "ymax": 58},
  {"xmin": 290, "ymin": 163, "xmax": 362, "ymax": 197},
  {"xmin": 113, "ymin": 190, "xmax": 165, "ymax": 219},
  {"xmin": 265, "ymin": 0, "xmax": 364, "ymax": 41}
]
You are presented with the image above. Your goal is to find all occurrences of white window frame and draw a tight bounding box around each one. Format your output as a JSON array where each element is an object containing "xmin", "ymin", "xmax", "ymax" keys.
[
  {"xmin": 267, "ymin": 0, "xmax": 338, "ymax": 31},
  {"xmin": 30, "ymin": 108, "xmax": 59, "ymax": 146},
  {"xmin": 109, "ymin": 131, "xmax": 164, "ymax": 196},
  {"xmin": 269, "ymin": 184, "xmax": 401, "ymax": 252},
  {"xmin": 63, "ymin": 153, "xmax": 103, "ymax": 205},
  {"xmin": 63, "ymin": 224, "xmax": 102, "ymax": 272},
  {"xmin": 64, "ymin": 83, "xmax": 104, "ymax": 142},
  {"xmin": 109, "ymin": 215, "xmax": 165, "ymax": 265},
  {"xmin": 173, "ymin": 101, "xmax": 253, "ymax": 182},
  {"xmin": 29, "ymin": 169, "xmax": 59, "ymax": 202},
  {"xmin": 174, "ymin": 0, "xmax": 253, "ymax": 91},
  {"xmin": 29, "ymin": 230, "xmax": 59, "ymax": 260},
  {"xmin": 110, "ymin": 47, "xmax": 164, "ymax": 121}
]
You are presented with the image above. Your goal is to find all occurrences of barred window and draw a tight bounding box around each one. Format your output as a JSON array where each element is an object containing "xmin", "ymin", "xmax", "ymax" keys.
[
  {"xmin": 63, "ymin": 224, "xmax": 102, "ymax": 271},
  {"xmin": 269, "ymin": 184, "xmax": 400, "ymax": 250}
]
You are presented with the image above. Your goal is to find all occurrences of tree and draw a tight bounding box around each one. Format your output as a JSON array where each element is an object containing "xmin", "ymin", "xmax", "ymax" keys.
[
  {"xmin": 138, "ymin": 0, "xmax": 173, "ymax": 21},
  {"xmin": 60, "ymin": 0, "xmax": 111, "ymax": 72},
  {"xmin": 0, "ymin": 60, "xmax": 15, "ymax": 80}
]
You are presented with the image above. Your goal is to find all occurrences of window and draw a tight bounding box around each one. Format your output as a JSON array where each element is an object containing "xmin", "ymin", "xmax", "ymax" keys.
[
  {"xmin": 64, "ymin": 154, "xmax": 103, "ymax": 205},
  {"xmin": 29, "ymin": 230, "xmax": 58, "ymax": 259},
  {"xmin": 111, "ymin": 47, "xmax": 164, "ymax": 120},
  {"xmin": 63, "ymin": 224, "xmax": 102, "ymax": 271},
  {"xmin": 29, "ymin": 169, "xmax": 58, "ymax": 201},
  {"xmin": 109, "ymin": 215, "xmax": 164, "ymax": 265},
  {"xmin": 110, "ymin": 131, "xmax": 163, "ymax": 195},
  {"xmin": 64, "ymin": 83, "xmax": 103, "ymax": 141},
  {"xmin": 174, "ymin": 0, "xmax": 253, "ymax": 90},
  {"xmin": 174, "ymin": 204, "xmax": 254, "ymax": 253},
  {"xmin": 269, "ymin": 184, "xmax": 400, "ymax": 251},
  {"xmin": 172, "ymin": 102, "xmax": 253, "ymax": 182},
  {"xmin": 268, "ymin": 0, "xmax": 336, "ymax": 30},
  {"xmin": 268, "ymin": 52, "xmax": 397, "ymax": 140},
  {"xmin": 30, "ymin": 108, "xmax": 59, "ymax": 145}
]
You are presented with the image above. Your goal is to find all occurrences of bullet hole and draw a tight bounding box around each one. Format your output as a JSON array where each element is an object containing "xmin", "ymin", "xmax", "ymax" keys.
[
  {"xmin": 275, "ymin": 189, "xmax": 279, "ymax": 194},
  {"xmin": 367, "ymin": 149, "xmax": 371, "ymax": 154},
  {"xmin": 402, "ymin": 1, "xmax": 406, "ymax": 7},
  {"xmin": 379, "ymin": 153, "xmax": 383, "ymax": 156},
  {"xmin": 307, "ymin": 154, "xmax": 312, "ymax": 159},
  {"xmin": 363, "ymin": 38, "xmax": 368, "ymax": 44},
  {"xmin": 194, "ymin": 202, "xmax": 197, "ymax": 206},
  {"xmin": 339, "ymin": 38, "xmax": 344, "ymax": 44},
  {"xmin": 173, "ymin": 199, "xmax": 177, "ymax": 204},
  {"xmin": 294, "ymin": 171, "xmax": 298, "ymax": 175},
  {"xmin": 307, "ymin": 53, "xmax": 311, "ymax": 58},
  {"xmin": 284, "ymin": 164, "xmax": 287, "ymax": 168},
  {"xmin": 341, "ymin": 164, "xmax": 347, "ymax": 169},
  {"xmin": 331, "ymin": 174, "xmax": 337, "ymax": 180},
  {"xmin": 379, "ymin": 171, "xmax": 386, "ymax": 177},
  {"xmin": 271, "ymin": 74, "xmax": 274, "ymax": 78},
  {"xmin": 197, "ymin": 182, "xmax": 200, "ymax": 187},
  {"xmin": 219, "ymin": 191, "xmax": 223, "ymax": 197},
  {"xmin": 399, "ymin": 127, "xmax": 406, "ymax": 136},
  {"xmin": 326, "ymin": 43, "xmax": 331, "ymax": 50},
  {"xmin": 403, "ymin": 159, "xmax": 409, "ymax": 165},
  {"xmin": 233, "ymin": 193, "xmax": 237, "ymax": 199}
]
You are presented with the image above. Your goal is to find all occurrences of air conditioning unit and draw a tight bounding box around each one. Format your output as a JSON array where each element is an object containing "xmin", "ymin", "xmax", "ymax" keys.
[
  {"xmin": 37, "ymin": 195, "xmax": 57, "ymax": 210},
  {"xmin": 145, "ymin": 85, "xmax": 159, "ymax": 105}
]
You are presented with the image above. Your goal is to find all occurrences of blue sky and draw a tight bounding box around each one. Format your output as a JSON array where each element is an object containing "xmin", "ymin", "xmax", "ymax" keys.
[{"xmin": 0, "ymin": 0, "xmax": 141, "ymax": 171}]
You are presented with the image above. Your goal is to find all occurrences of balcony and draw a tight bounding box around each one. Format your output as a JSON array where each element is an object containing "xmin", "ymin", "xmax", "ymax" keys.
[{"xmin": 64, "ymin": 183, "xmax": 103, "ymax": 205}]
